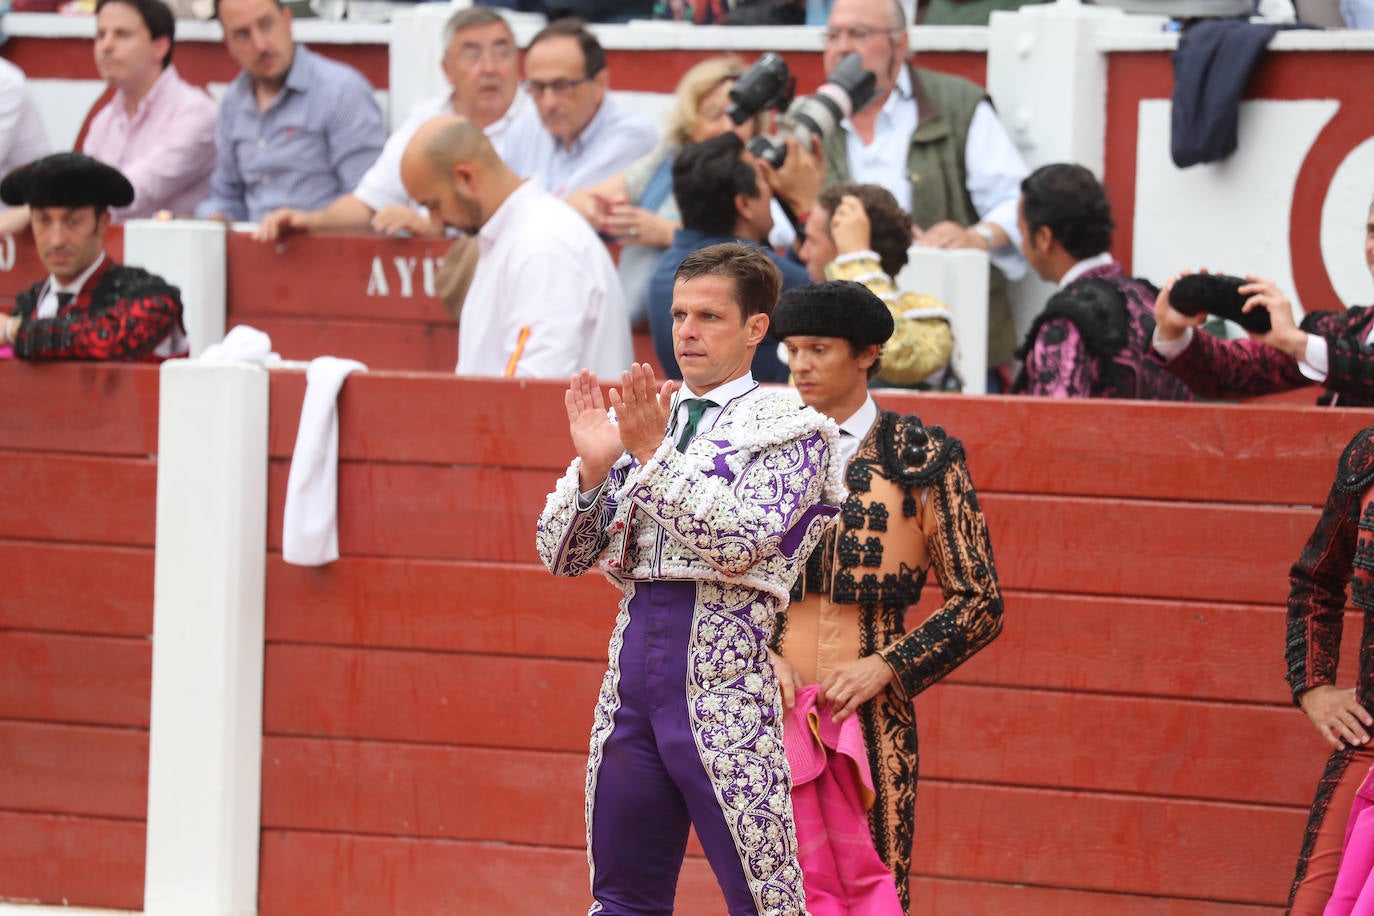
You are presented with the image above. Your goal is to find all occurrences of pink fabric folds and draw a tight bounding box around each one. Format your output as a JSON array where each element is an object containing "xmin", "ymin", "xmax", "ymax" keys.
[
  {"xmin": 783, "ymin": 684, "xmax": 904, "ymax": 916},
  {"xmin": 1326, "ymin": 764, "xmax": 1374, "ymax": 916}
]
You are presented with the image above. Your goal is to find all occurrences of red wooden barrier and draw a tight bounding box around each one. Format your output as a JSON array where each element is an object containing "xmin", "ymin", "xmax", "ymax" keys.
[
  {"xmin": 0, "ymin": 359, "xmax": 157, "ymax": 911},
  {"xmin": 257, "ymin": 373, "xmax": 1373, "ymax": 915}
]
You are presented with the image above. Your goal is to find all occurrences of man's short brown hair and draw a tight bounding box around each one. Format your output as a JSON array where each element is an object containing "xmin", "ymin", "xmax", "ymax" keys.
[
  {"xmin": 674, "ymin": 242, "xmax": 782, "ymax": 321},
  {"xmin": 818, "ymin": 181, "xmax": 912, "ymax": 278}
]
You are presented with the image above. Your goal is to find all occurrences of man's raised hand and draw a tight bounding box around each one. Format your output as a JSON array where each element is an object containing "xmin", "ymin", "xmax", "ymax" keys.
[
  {"xmin": 608, "ymin": 363, "xmax": 676, "ymax": 467},
  {"xmin": 566, "ymin": 370, "xmax": 624, "ymax": 489}
]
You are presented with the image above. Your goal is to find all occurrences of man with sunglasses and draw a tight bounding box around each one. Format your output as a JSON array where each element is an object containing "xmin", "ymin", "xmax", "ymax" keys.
[
  {"xmin": 820, "ymin": 0, "xmax": 1029, "ymax": 389},
  {"xmin": 501, "ymin": 17, "xmax": 656, "ymax": 199},
  {"xmin": 255, "ymin": 7, "xmax": 536, "ymax": 240}
]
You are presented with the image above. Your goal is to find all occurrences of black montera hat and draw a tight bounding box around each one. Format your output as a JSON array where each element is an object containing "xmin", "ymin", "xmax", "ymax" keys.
[
  {"xmin": 771, "ymin": 280, "xmax": 895, "ymax": 347},
  {"xmin": 0, "ymin": 153, "xmax": 135, "ymax": 209}
]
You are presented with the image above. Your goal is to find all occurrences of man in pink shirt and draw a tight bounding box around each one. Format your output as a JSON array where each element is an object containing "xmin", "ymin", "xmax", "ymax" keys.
[{"xmin": 82, "ymin": 0, "xmax": 218, "ymax": 221}]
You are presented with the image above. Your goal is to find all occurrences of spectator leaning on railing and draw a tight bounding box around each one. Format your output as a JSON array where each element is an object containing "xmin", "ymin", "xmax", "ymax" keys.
[
  {"xmin": 400, "ymin": 115, "xmax": 631, "ymax": 379},
  {"xmin": 255, "ymin": 6, "xmax": 537, "ymax": 241},
  {"xmin": 195, "ymin": 0, "xmax": 384, "ymax": 222}
]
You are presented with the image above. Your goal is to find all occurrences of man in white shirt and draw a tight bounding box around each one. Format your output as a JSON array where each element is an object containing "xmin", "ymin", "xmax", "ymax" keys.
[
  {"xmin": 499, "ymin": 17, "xmax": 656, "ymax": 199},
  {"xmin": 399, "ymin": 114, "xmax": 632, "ymax": 379},
  {"xmin": 0, "ymin": 59, "xmax": 49, "ymax": 237},
  {"xmin": 819, "ymin": 0, "xmax": 1029, "ymax": 379},
  {"xmin": 255, "ymin": 7, "xmax": 534, "ymax": 240},
  {"xmin": 83, "ymin": 0, "xmax": 218, "ymax": 222}
]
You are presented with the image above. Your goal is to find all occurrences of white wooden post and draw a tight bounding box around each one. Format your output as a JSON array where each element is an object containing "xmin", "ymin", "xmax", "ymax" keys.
[
  {"xmin": 144, "ymin": 360, "xmax": 269, "ymax": 916},
  {"xmin": 123, "ymin": 220, "xmax": 227, "ymax": 358},
  {"xmin": 898, "ymin": 247, "xmax": 990, "ymax": 394}
]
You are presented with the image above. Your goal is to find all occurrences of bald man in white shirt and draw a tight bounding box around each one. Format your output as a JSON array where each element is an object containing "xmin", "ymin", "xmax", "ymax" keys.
[{"xmin": 400, "ymin": 114, "xmax": 632, "ymax": 379}]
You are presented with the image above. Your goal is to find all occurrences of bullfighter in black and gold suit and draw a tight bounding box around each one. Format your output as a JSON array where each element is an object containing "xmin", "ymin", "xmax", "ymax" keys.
[{"xmin": 769, "ymin": 281, "xmax": 1005, "ymax": 910}]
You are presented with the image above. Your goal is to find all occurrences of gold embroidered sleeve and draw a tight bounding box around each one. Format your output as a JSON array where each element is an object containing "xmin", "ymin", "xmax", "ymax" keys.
[
  {"xmin": 825, "ymin": 253, "xmax": 953, "ymax": 385},
  {"xmin": 879, "ymin": 453, "xmax": 1004, "ymax": 699}
]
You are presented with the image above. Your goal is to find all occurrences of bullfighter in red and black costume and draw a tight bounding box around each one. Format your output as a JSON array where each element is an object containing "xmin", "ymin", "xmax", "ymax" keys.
[
  {"xmin": 1284, "ymin": 424, "xmax": 1374, "ymax": 913},
  {"xmin": 0, "ymin": 153, "xmax": 186, "ymax": 361},
  {"xmin": 1148, "ymin": 197, "xmax": 1374, "ymax": 407}
]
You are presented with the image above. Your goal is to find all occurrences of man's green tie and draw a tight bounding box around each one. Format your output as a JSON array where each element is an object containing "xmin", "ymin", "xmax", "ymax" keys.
[{"xmin": 675, "ymin": 398, "xmax": 713, "ymax": 453}]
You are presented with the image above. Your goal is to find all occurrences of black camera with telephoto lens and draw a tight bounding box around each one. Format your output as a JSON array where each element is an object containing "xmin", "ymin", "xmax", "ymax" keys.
[{"xmin": 726, "ymin": 52, "xmax": 877, "ymax": 169}]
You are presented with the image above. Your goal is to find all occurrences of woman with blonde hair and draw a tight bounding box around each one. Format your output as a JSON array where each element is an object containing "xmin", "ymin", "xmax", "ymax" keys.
[{"xmin": 568, "ymin": 55, "xmax": 765, "ymax": 323}]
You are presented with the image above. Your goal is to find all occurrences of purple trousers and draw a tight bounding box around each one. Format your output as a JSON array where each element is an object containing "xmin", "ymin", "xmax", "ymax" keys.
[{"xmin": 586, "ymin": 579, "xmax": 806, "ymax": 916}]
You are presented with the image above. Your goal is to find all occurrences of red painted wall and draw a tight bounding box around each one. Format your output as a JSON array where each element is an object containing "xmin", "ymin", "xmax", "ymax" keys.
[{"xmin": 0, "ymin": 360, "xmax": 159, "ymax": 911}]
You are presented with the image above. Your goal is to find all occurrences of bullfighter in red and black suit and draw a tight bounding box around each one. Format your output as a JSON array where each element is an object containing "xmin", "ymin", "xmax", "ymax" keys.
[
  {"xmin": 1284, "ymin": 424, "xmax": 1374, "ymax": 913},
  {"xmin": 0, "ymin": 152, "xmax": 186, "ymax": 361},
  {"xmin": 1148, "ymin": 197, "xmax": 1374, "ymax": 407}
]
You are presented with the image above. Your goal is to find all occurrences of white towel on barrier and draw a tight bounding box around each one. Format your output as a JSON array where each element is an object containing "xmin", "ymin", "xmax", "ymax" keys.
[
  {"xmin": 198, "ymin": 325, "xmax": 280, "ymax": 365},
  {"xmin": 282, "ymin": 356, "xmax": 368, "ymax": 566}
]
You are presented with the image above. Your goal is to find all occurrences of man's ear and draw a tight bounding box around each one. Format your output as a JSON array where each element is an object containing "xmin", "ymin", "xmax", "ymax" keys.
[
  {"xmin": 856, "ymin": 342, "xmax": 881, "ymax": 371},
  {"xmin": 1033, "ymin": 223, "xmax": 1054, "ymax": 254},
  {"xmin": 451, "ymin": 160, "xmax": 477, "ymax": 193},
  {"xmin": 745, "ymin": 312, "xmax": 769, "ymax": 347}
]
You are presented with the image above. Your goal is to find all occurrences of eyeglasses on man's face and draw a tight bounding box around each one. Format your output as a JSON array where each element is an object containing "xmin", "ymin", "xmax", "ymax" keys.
[
  {"xmin": 823, "ymin": 24, "xmax": 899, "ymax": 43},
  {"xmin": 454, "ymin": 42, "xmax": 516, "ymax": 66},
  {"xmin": 524, "ymin": 77, "xmax": 593, "ymax": 98}
]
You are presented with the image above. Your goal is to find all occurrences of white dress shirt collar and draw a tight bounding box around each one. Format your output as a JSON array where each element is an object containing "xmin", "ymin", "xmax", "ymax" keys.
[
  {"xmin": 37, "ymin": 252, "xmax": 107, "ymax": 320},
  {"xmin": 834, "ymin": 395, "xmax": 878, "ymax": 465},
  {"xmin": 1058, "ymin": 251, "xmax": 1116, "ymax": 289}
]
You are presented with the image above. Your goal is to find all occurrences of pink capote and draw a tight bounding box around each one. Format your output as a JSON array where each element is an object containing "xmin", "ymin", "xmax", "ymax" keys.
[
  {"xmin": 783, "ymin": 684, "xmax": 905, "ymax": 916},
  {"xmin": 1326, "ymin": 764, "xmax": 1374, "ymax": 916}
]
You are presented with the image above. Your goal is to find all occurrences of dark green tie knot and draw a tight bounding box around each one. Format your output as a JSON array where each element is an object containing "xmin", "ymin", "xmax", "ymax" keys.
[{"xmin": 675, "ymin": 398, "xmax": 714, "ymax": 453}]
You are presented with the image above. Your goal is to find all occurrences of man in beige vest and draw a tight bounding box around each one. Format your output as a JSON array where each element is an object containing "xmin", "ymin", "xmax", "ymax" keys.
[
  {"xmin": 770, "ymin": 279, "xmax": 1004, "ymax": 910},
  {"xmin": 820, "ymin": 0, "xmax": 1029, "ymax": 386}
]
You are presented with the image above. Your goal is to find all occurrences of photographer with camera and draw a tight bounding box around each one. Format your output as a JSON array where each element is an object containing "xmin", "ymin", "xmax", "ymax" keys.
[{"xmin": 820, "ymin": 0, "xmax": 1030, "ymax": 389}]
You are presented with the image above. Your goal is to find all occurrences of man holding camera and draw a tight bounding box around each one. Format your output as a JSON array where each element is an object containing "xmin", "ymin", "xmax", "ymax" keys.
[
  {"xmin": 1148, "ymin": 196, "xmax": 1374, "ymax": 407},
  {"xmin": 821, "ymin": 0, "xmax": 1029, "ymax": 385}
]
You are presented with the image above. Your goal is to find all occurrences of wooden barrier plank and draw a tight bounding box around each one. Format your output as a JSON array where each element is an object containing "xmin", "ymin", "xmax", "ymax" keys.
[
  {"xmin": 257, "ymin": 830, "xmax": 727, "ymax": 916},
  {"xmin": 913, "ymin": 781, "xmax": 1303, "ymax": 906},
  {"xmin": 0, "ymin": 362, "xmax": 159, "ymax": 455},
  {"xmin": 909, "ymin": 877, "xmax": 1280, "ymax": 915},
  {"xmin": 261, "ymin": 648, "xmax": 1322, "ymax": 810},
  {"xmin": 0, "ymin": 452, "xmax": 156, "ymax": 547},
  {"xmin": 0, "ymin": 810, "xmax": 144, "ymax": 912},
  {"xmin": 0, "ymin": 632, "xmax": 151, "ymax": 728},
  {"xmin": 264, "ymin": 462, "xmax": 553, "ymax": 564},
  {"xmin": 241, "ymin": 316, "xmax": 457, "ymax": 372},
  {"xmin": 266, "ymin": 371, "xmax": 575, "ymax": 464},
  {"xmin": 264, "ymin": 460, "xmax": 1319, "ymax": 603},
  {"xmin": 266, "ymin": 558, "xmax": 1364, "ymax": 706},
  {"xmin": 883, "ymin": 393, "xmax": 1370, "ymax": 507},
  {"xmin": 264, "ymin": 557, "xmax": 613, "ymax": 660},
  {"xmin": 915, "ymin": 684, "xmax": 1328, "ymax": 808},
  {"xmin": 259, "ymin": 373, "xmax": 1370, "ymax": 504},
  {"xmin": 0, "ymin": 541, "xmax": 153, "ymax": 637},
  {"xmin": 0, "ymin": 720, "xmax": 147, "ymax": 820},
  {"xmin": 225, "ymin": 232, "xmax": 451, "ymax": 323},
  {"xmin": 260, "ymin": 713, "xmax": 1318, "ymax": 844},
  {"xmin": 255, "ymin": 782, "xmax": 1300, "ymax": 910},
  {"xmin": 262, "ymin": 644, "xmax": 600, "ymax": 751}
]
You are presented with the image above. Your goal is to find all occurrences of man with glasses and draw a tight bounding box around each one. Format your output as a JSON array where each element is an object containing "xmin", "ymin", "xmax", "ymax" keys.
[
  {"xmin": 501, "ymin": 17, "xmax": 655, "ymax": 199},
  {"xmin": 255, "ymin": 7, "xmax": 535, "ymax": 239},
  {"xmin": 820, "ymin": 0, "xmax": 1029, "ymax": 389}
]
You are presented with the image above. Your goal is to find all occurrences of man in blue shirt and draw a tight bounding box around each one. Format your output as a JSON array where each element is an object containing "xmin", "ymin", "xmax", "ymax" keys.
[
  {"xmin": 196, "ymin": 0, "xmax": 384, "ymax": 222},
  {"xmin": 647, "ymin": 132, "xmax": 808, "ymax": 383},
  {"xmin": 499, "ymin": 17, "xmax": 655, "ymax": 199}
]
